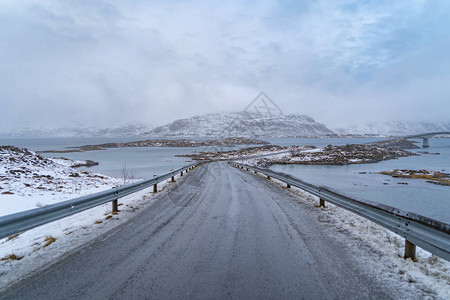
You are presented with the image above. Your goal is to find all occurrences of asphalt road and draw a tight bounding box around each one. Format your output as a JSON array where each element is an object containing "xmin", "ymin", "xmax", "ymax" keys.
[{"xmin": 4, "ymin": 162, "xmax": 392, "ymax": 299}]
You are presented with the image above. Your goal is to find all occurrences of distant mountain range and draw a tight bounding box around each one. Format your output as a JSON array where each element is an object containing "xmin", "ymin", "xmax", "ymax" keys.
[
  {"xmin": 0, "ymin": 124, "xmax": 153, "ymax": 138},
  {"xmin": 146, "ymin": 112, "xmax": 333, "ymax": 138},
  {"xmin": 334, "ymin": 121, "xmax": 450, "ymax": 136},
  {"xmin": 1, "ymin": 114, "xmax": 449, "ymax": 138}
]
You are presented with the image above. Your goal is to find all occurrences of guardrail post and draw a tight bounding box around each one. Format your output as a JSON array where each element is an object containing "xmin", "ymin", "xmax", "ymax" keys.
[
  {"xmin": 267, "ymin": 176, "xmax": 271, "ymax": 179},
  {"xmin": 319, "ymin": 198, "xmax": 326, "ymax": 208},
  {"xmin": 153, "ymin": 183, "xmax": 157, "ymax": 193},
  {"xmin": 181, "ymin": 171, "xmax": 183, "ymax": 176},
  {"xmin": 286, "ymin": 183, "xmax": 291, "ymax": 188},
  {"xmin": 171, "ymin": 176, "xmax": 175, "ymax": 182},
  {"xmin": 254, "ymin": 171, "xmax": 257, "ymax": 174},
  {"xmin": 404, "ymin": 240, "xmax": 417, "ymax": 260},
  {"xmin": 112, "ymin": 199, "xmax": 119, "ymax": 213}
]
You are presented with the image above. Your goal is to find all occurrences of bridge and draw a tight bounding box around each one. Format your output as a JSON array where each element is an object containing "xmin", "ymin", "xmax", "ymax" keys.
[
  {"xmin": 0, "ymin": 161, "xmax": 449, "ymax": 298},
  {"xmin": 403, "ymin": 131, "xmax": 450, "ymax": 148}
]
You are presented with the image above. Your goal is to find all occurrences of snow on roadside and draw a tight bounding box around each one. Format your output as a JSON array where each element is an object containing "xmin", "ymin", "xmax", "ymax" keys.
[
  {"xmin": 0, "ymin": 172, "xmax": 186, "ymax": 293},
  {"xmin": 251, "ymin": 170, "xmax": 450, "ymax": 299}
]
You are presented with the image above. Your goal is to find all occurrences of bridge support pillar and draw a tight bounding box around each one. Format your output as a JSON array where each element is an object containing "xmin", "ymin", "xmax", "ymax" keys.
[
  {"xmin": 319, "ymin": 198, "xmax": 326, "ymax": 208},
  {"xmin": 422, "ymin": 138, "xmax": 429, "ymax": 148},
  {"xmin": 153, "ymin": 184, "xmax": 157, "ymax": 193},
  {"xmin": 112, "ymin": 199, "xmax": 119, "ymax": 213},
  {"xmin": 404, "ymin": 239, "xmax": 417, "ymax": 261}
]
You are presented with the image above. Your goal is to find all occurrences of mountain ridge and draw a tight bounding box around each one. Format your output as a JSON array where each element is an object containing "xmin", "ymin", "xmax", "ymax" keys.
[
  {"xmin": 2, "ymin": 114, "xmax": 449, "ymax": 138},
  {"xmin": 145, "ymin": 112, "xmax": 334, "ymax": 138}
]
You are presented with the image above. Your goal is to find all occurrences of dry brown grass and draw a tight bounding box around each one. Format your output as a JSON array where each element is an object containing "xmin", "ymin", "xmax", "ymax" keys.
[
  {"xmin": 43, "ymin": 236, "xmax": 56, "ymax": 247},
  {"xmin": 1, "ymin": 254, "xmax": 24, "ymax": 261},
  {"xmin": 6, "ymin": 233, "xmax": 20, "ymax": 241}
]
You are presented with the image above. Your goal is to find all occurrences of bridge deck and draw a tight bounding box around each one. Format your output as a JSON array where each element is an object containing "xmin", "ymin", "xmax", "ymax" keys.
[{"xmin": 5, "ymin": 163, "xmax": 413, "ymax": 299}]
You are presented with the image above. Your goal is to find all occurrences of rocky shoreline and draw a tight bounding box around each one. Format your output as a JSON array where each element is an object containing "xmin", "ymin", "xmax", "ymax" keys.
[{"xmin": 0, "ymin": 146, "xmax": 120, "ymax": 201}]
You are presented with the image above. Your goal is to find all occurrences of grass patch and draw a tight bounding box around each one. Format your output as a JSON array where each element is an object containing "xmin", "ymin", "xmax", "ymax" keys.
[
  {"xmin": 1, "ymin": 254, "xmax": 24, "ymax": 261},
  {"xmin": 6, "ymin": 233, "xmax": 21, "ymax": 241},
  {"xmin": 95, "ymin": 220, "xmax": 103, "ymax": 224},
  {"xmin": 105, "ymin": 215, "xmax": 113, "ymax": 220},
  {"xmin": 43, "ymin": 236, "xmax": 56, "ymax": 247}
]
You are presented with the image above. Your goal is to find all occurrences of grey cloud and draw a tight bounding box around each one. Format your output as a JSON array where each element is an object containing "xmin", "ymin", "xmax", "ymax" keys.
[{"xmin": 0, "ymin": 0, "xmax": 449, "ymax": 131}]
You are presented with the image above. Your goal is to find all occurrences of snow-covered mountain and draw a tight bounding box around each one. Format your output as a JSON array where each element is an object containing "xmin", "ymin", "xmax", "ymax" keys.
[
  {"xmin": 334, "ymin": 121, "xmax": 450, "ymax": 136},
  {"xmin": 0, "ymin": 124, "xmax": 153, "ymax": 138},
  {"xmin": 146, "ymin": 112, "xmax": 333, "ymax": 138}
]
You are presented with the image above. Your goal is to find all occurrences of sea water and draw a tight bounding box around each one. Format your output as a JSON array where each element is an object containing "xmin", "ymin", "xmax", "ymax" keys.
[
  {"xmin": 269, "ymin": 138, "xmax": 450, "ymax": 223},
  {"xmin": 0, "ymin": 137, "xmax": 259, "ymax": 179}
]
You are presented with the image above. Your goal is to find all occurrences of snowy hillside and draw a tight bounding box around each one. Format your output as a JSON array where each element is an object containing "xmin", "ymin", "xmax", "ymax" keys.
[
  {"xmin": 334, "ymin": 121, "xmax": 450, "ymax": 136},
  {"xmin": 0, "ymin": 124, "xmax": 153, "ymax": 138},
  {"xmin": 146, "ymin": 112, "xmax": 333, "ymax": 138},
  {"xmin": 0, "ymin": 146, "xmax": 121, "ymax": 216}
]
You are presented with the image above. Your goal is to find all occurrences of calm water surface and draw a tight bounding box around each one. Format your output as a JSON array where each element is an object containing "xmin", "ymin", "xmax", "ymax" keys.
[{"xmin": 270, "ymin": 138, "xmax": 450, "ymax": 223}]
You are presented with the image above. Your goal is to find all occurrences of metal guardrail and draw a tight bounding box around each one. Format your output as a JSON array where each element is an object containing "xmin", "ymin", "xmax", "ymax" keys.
[
  {"xmin": 0, "ymin": 163, "xmax": 201, "ymax": 240},
  {"xmin": 230, "ymin": 162, "xmax": 450, "ymax": 261}
]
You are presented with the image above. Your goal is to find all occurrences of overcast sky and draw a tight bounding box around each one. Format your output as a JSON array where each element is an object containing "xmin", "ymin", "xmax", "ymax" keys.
[{"xmin": 1, "ymin": 0, "xmax": 449, "ymax": 130}]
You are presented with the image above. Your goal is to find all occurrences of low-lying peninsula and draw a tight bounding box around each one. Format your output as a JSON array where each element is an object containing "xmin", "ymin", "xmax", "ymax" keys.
[
  {"xmin": 40, "ymin": 137, "xmax": 269, "ymax": 153},
  {"xmin": 255, "ymin": 143, "xmax": 417, "ymax": 167},
  {"xmin": 184, "ymin": 140, "xmax": 418, "ymax": 167}
]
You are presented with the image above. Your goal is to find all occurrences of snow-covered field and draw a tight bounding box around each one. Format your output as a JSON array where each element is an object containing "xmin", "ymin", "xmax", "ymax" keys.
[{"xmin": 256, "ymin": 172, "xmax": 450, "ymax": 299}]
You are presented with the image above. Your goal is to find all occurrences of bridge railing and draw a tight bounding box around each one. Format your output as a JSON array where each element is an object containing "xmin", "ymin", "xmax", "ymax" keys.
[
  {"xmin": 230, "ymin": 162, "xmax": 450, "ymax": 262},
  {"xmin": 0, "ymin": 162, "xmax": 202, "ymax": 240}
]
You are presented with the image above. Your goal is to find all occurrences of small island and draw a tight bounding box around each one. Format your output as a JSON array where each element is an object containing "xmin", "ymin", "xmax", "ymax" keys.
[{"xmin": 380, "ymin": 169, "xmax": 450, "ymax": 186}]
